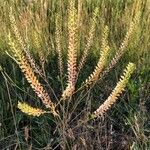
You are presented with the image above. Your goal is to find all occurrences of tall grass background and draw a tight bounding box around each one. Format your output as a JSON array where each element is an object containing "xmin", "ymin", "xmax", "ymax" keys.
[{"xmin": 0, "ymin": 0, "xmax": 150, "ymax": 149}]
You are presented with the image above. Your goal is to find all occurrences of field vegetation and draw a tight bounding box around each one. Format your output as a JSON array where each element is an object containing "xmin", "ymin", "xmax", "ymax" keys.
[{"xmin": 0, "ymin": 0, "xmax": 150, "ymax": 149}]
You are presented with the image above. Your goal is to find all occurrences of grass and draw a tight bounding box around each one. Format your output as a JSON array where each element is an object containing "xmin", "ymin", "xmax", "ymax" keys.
[{"xmin": 0, "ymin": 0, "xmax": 150, "ymax": 149}]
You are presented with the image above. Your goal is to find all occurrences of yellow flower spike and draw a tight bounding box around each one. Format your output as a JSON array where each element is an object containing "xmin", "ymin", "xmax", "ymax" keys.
[
  {"xmin": 102, "ymin": 11, "xmax": 140, "ymax": 77},
  {"xmin": 9, "ymin": 7, "xmax": 42, "ymax": 76},
  {"xmin": 61, "ymin": 0, "xmax": 78, "ymax": 100},
  {"xmin": 67, "ymin": 0, "xmax": 78, "ymax": 86},
  {"xmin": 18, "ymin": 101, "xmax": 47, "ymax": 117},
  {"xmin": 85, "ymin": 25, "xmax": 110, "ymax": 86},
  {"xmin": 93, "ymin": 62, "xmax": 136, "ymax": 118},
  {"xmin": 8, "ymin": 34, "xmax": 56, "ymax": 114},
  {"xmin": 78, "ymin": 7, "xmax": 99, "ymax": 73}
]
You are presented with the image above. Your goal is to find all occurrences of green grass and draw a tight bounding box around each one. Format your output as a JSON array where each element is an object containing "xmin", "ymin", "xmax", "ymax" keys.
[{"xmin": 0, "ymin": 0, "xmax": 150, "ymax": 149}]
